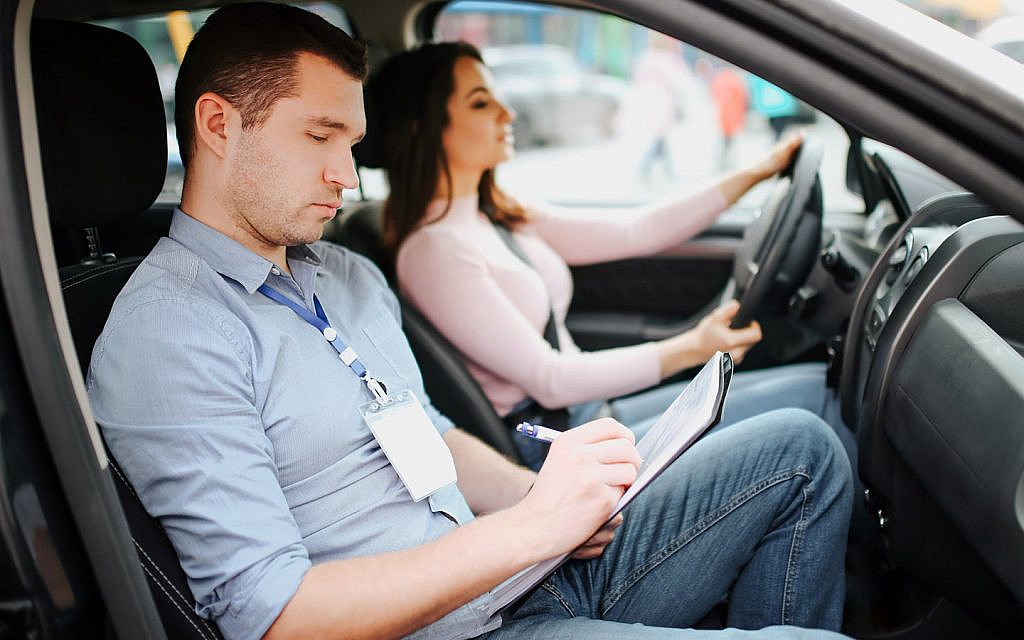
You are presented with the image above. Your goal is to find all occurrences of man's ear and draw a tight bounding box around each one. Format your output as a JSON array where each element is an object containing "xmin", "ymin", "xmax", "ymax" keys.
[{"xmin": 193, "ymin": 92, "xmax": 235, "ymax": 160}]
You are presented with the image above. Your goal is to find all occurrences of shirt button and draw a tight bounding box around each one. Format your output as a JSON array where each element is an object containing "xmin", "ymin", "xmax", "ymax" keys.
[{"xmin": 270, "ymin": 267, "xmax": 281, "ymax": 276}]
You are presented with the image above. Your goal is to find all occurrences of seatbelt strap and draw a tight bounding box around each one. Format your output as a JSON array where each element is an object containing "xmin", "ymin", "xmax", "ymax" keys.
[{"xmin": 492, "ymin": 224, "xmax": 561, "ymax": 352}]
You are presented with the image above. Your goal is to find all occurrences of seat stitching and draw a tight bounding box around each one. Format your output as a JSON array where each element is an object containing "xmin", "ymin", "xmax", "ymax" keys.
[
  {"xmin": 132, "ymin": 537, "xmax": 215, "ymax": 636},
  {"xmin": 60, "ymin": 260, "xmax": 142, "ymax": 289},
  {"xmin": 139, "ymin": 558, "xmax": 214, "ymax": 640},
  {"xmin": 131, "ymin": 534, "xmax": 220, "ymax": 637},
  {"xmin": 61, "ymin": 263, "xmax": 139, "ymax": 288},
  {"xmin": 109, "ymin": 461, "xmax": 140, "ymax": 501}
]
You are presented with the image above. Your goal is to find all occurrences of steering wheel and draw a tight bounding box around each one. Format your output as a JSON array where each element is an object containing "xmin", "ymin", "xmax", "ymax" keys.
[{"xmin": 728, "ymin": 139, "xmax": 824, "ymax": 328}]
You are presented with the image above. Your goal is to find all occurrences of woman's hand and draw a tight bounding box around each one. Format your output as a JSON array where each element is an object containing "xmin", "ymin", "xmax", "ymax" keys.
[
  {"xmin": 656, "ymin": 299, "xmax": 762, "ymax": 377},
  {"xmin": 691, "ymin": 299, "xmax": 762, "ymax": 365},
  {"xmin": 717, "ymin": 133, "xmax": 803, "ymax": 204},
  {"xmin": 750, "ymin": 133, "xmax": 804, "ymax": 182}
]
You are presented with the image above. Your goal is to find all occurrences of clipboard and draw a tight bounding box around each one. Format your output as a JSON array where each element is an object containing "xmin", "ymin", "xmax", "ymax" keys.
[{"xmin": 487, "ymin": 351, "xmax": 734, "ymax": 615}]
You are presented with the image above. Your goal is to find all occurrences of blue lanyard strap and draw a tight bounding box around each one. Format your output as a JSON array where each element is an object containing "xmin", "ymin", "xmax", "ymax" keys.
[{"xmin": 257, "ymin": 283, "xmax": 389, "ymax": 403}]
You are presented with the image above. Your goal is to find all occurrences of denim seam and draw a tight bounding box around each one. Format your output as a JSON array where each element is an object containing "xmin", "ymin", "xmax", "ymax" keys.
[
  {"xmin": 781, "ymin": 482, "xmax": 812, "ymax": 624},
  {"xmin": 540, "ymin": 581, "xmax": 576, "ymax": 616},
  {"xmin": 600, "ymin": 466, "xmax": 811, "ymax": 616}
]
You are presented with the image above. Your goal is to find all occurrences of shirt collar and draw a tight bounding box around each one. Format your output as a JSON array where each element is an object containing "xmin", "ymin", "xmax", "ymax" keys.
[{"xmin": 169, "ymin": 208, "xmax": 322, "ymax": 293}]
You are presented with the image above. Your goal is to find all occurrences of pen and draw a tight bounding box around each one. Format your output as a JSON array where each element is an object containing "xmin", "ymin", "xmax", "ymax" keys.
[{"xmin": 515, "ymin": 422, "xmax": 562, "ymax": 443}]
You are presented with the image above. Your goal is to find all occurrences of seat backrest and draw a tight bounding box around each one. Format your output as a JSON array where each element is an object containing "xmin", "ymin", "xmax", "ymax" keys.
[
  {"xmin": 33, "ymin": 19, "xmax": 224, "ymax": 639},
  {"xmin": 337, "ymin": 203, "xmax": 522, "ymax": 461},
  {"xmin": 401, "ymin": 303, "xmax": 521, "ymax": 460},
  {"xmin": 333, "ymin": 201, "xmax": 395, "ymax": 283}
]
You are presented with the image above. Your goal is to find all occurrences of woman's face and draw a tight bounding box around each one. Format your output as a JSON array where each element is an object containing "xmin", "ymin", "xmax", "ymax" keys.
[{"xmin": 441, "ymin": 55, "xmax": 516, "ymax": 175}]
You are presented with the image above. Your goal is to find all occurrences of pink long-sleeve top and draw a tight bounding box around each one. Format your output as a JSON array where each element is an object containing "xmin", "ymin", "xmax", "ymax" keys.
[{"xmin": 396, "ymin": 185, "xmax": 729, "ymax": 417}]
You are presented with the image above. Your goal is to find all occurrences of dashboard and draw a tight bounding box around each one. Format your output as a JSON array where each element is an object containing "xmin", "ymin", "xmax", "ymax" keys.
[{"xmin": 831, "ymin": 149, "xmax": 1024, "ymax": 629}]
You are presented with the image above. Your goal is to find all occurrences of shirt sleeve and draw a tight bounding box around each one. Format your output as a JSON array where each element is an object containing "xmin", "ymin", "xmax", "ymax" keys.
[
  {"xmin": 397, "ymin": 230, "xmax": 662, "ymax": 410},
  {"xmin": 87, "ymin": 299, "xmax": 309, "ymax": 640},
  {"xmin": 526, "ymin": 184, "xmax": 729, "ymax": 265}
]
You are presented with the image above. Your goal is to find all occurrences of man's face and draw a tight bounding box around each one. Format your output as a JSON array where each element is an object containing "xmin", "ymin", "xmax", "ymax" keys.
[{"xmin": 225, "ymin": 53, "xmax": 365, "ymax": 250}]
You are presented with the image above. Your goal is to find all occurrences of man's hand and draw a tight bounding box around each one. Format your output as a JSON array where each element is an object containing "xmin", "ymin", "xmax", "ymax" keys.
[
  {"xmin": 516, "ymin": 419, "xmax": 641, "ymax": 560},
  {"xmin": 571, "ymin": 513, "xmax": 624, "ymax": 560}
]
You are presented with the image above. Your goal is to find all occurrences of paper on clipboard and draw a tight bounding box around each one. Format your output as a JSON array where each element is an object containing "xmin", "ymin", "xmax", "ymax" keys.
[{"xmin": 486, "ymin": 351, "xmax": 734, "ymax": 616}]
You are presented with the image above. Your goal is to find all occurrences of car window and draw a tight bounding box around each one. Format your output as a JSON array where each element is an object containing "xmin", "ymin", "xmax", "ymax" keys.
[
  {"xmin": 407, "ymin": 0, "xmax": 864, "ymax": 217},
  {"xmin": 94, "ymin": 3, "xmax": 355, "ymax": 205}
]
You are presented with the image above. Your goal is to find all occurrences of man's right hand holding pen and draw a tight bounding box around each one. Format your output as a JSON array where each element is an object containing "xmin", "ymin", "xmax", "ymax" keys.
[{"xmin": 516, "ymin": 418, "xmax": 642, "ymax": 560}]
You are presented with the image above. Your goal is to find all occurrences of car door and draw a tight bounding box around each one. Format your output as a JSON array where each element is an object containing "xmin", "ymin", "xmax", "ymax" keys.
[{"xmin": 429, "ymin": 0, "xmax": 865, "ymax": 365}]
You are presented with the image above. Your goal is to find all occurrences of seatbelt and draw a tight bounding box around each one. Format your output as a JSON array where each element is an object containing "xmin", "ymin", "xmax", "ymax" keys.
[
  {"xmin": 491, "ymin": 221, "xmax": 570, "ymax": 431},
  {"xmin": 492, "ymin": 224, "xmax": 560, "ymax": 351}
]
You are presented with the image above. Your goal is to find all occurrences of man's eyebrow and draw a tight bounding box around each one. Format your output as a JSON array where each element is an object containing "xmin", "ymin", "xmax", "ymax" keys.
[{"xmin": 305, "ymin": 116, "xmax": 350, "ymax": 130}]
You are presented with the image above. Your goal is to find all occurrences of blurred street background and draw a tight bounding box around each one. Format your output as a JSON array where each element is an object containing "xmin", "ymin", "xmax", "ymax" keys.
[{"xmin": 101, "ymin": 0, "xmax": 1024, "ymax": 211}]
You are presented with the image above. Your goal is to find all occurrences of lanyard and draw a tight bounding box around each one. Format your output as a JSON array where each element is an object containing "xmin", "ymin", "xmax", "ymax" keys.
[{"xmin": 257, "ymin": 283, "xmax": 390, "ymax": 403}]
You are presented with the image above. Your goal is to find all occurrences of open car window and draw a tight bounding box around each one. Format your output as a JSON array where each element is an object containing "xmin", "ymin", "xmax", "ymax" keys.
[{"xmin": 407, "ymin": 0, "xmax": 865, "ymax": 218}]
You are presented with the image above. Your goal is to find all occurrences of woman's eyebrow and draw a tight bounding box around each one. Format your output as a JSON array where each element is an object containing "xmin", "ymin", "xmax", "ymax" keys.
[{"xmin": 464, "ymin": 86, "xmax": 489, "ymax": 100}]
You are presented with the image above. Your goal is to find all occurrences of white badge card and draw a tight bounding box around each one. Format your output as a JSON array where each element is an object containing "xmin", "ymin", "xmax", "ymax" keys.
[{"xmin": 360, "ymin": 390, "xmax": 457, "ymax": 502}]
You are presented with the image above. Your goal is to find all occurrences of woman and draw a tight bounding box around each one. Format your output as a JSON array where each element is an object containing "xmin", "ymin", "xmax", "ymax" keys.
[{"xmin": 368, "ymin": 42, "xmax": 849, "ymax": 468}]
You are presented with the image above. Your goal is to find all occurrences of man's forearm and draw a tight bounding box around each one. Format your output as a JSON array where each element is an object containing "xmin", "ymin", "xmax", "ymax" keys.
[
  {"xmin": 444, "ymin": 428, "xmax": 535, "ymax": 515},
  {"xmin": 264, "ymin": 504, "xmax": 549, "ymax": 640},
  {"xmin": 266, "ymin": 420, "xmax": 640, "ymax": 640}
]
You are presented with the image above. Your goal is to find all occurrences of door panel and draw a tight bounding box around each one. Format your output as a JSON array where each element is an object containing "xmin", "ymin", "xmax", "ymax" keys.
[{"xmin": 567, "ymin": 220, "xmax": 743, "ymax": 350}]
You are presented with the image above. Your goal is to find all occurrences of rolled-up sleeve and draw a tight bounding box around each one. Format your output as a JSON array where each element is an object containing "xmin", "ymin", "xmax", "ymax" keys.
[{"xmin": 88, "ymin": 298, "xmax": 310, "ymax": 640}]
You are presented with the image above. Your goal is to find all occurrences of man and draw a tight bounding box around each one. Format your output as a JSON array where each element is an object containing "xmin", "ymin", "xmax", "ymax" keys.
[{"xmin": 87, "ymin": 3, "xmax": 853, "ymax": 639}]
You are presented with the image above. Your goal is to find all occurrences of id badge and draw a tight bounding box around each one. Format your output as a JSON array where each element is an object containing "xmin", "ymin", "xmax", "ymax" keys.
[{"xmin": 360, "ymin": 390, "xmax": 457, "ymax": 502}]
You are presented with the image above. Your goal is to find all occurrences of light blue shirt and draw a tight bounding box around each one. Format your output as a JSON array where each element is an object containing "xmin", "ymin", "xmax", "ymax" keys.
[{"xmin": 87, "ymin": 210, "xmax": 501, "ymax": 640}]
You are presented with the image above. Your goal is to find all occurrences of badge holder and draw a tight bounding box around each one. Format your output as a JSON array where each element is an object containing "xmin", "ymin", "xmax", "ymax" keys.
[{"xmin": 360, "ymin": 390, "xmax": 457, "ymax": 502}]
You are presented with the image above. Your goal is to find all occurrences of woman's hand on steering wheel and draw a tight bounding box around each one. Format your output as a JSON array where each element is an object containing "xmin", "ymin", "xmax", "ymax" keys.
[
  {"xmin": 693, "ymin": 299, "xmax": 762, "ymax": 365},
  {"xmin": 655, "ymin": 299, "xmax": 762, "ymax": 377},
  {"xmin": 750, "ymin": 133, "xmax": 805, "ymax": 181}
]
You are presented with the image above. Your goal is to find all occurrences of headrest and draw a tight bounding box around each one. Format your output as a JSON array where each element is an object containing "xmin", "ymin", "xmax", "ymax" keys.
[
  {"xmin": 356, "ymin": 45, "xmax": 442, "ymax": 171},
  {"xmin": 353, "ymin": 75, "xmax": 385, "ymax": 169},
  {"xmin": 32, "ymin": 20, "xmax": 167, "ymax": 228}
]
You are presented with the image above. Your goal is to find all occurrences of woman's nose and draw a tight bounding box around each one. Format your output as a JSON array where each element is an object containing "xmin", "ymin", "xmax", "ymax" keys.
[{"xmin": 500, "ymin": 100, "xmax": 516, "ymax": 123}]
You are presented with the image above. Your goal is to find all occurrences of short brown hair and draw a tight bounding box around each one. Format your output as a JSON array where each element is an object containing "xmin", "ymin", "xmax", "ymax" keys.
[{"xmin": 174, "ymin": 2, "xmax": 367, "ymax": 167}]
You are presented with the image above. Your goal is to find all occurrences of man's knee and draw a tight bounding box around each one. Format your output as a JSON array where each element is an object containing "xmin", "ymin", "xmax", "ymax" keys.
[{"xmin": 755, "ymin": 408, "xmax": 853, "ymax": 497}]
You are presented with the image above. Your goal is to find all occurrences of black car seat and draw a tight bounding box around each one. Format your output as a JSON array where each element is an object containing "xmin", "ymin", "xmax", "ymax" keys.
[
  {"xmin": 32, "ymin": 19, "xmax": 223, "ymax": 640},
  {"xmin": 335, "ymin": 202, "xmax": 522, "ymax": 461},
  {"xmin": 342, "ymin": 76, "xmax": 521, "ymax": 461}
]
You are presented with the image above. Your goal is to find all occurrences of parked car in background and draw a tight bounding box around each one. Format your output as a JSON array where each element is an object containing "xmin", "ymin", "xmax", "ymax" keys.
[{"xmin": 483, "ymin": 43, "xmax": 626, "ymax": 147}]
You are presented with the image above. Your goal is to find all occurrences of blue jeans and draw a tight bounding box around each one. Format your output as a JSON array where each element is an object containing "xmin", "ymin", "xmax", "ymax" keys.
[{"xmin": 486, "ymin": 409, "xmax": 853, "ymax": 638}]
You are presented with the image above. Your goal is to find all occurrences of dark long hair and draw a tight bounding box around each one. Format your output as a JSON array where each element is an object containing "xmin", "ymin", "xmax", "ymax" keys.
[{"xmin": 365, "ymin": 42, "xmax": 528, "ymax": 252}]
